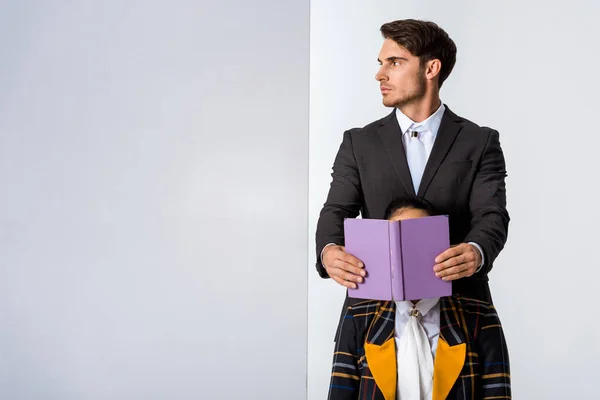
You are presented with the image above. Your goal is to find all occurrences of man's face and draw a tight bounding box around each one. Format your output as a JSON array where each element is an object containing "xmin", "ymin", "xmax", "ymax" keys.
[
  {"xmin": 375, "ymin": 39, "xmax": 426, "ymax": 108},
  {"xmin": 389, "ymin": 207, "xmax": 429, "ymax": 222}
]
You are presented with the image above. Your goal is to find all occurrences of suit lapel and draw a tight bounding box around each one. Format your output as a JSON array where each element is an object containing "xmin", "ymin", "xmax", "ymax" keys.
[
  {"xmin": 433, "ymin": 296, "xmax": 467, "ymax": 400},
  {"xmin": 417, "ymin": 107, "xmax": 463, "ymax": 197},
  {"xmin": 377, "ymin": 111, "xmax": 416, "ymax": 195},
  {"xmin": 364, "ymin": 301, "xmax": 396, "ymax": 400}
]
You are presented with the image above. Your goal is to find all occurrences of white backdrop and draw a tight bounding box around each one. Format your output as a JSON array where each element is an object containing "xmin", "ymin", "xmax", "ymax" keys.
[
  {"xmin": 308, "ymin": 1, "xmax": 600, "ymax": 398},
  {"xmin": 0, "ymin": 1, "xmax": 309, "ymax": 398}
]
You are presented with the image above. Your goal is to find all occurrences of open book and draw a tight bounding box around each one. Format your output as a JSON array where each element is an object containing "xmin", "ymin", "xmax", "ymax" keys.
[{"xmin": 344, "ymin": 215, "xmax": 451, "ymax": 301}]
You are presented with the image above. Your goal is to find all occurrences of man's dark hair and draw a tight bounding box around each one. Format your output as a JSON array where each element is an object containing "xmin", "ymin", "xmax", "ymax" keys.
[
  {"xmin": 380, "ymin": 19, "xmax": 457, "ymax": 88},
  {"xmin": 383, "ymin": 196, "xmax": 436, "ymax": 220}
]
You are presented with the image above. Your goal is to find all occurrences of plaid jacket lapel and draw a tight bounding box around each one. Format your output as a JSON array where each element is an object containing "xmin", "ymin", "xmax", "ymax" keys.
[
  {"xmin": 439, "ymin": 296, "xmax": 467, "ymax": 347},
  {"xmin": 364, "ymin": 301, "xmax": 396, "ymax": 400},
  {"xmin": 433, "ymin": 297, "xmax": 467, "ymax": 400},
  {"xmin": 365, "ymin": 301, "xmax": 396, "ymax": 346}
]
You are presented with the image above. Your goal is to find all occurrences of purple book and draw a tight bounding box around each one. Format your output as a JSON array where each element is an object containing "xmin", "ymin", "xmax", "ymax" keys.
[{"xmin": 344, "ymin": 215, "xmax": 451, "ymax": 301}]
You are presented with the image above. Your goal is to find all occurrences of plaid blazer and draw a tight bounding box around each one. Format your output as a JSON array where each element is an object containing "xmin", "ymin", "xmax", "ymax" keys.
[{"xmin": 328, "ymin": 295, "xmax": 510, "ymax": 400}]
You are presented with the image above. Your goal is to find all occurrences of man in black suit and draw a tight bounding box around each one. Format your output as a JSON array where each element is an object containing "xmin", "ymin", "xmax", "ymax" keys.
[{"xmin": 315, "ymin": 19, "xmax": 509, "ymax": 304}]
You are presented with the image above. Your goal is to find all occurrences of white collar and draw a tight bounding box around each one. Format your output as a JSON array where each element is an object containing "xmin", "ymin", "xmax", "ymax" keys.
[
  {"xmin": 395, "ymin": 102, "xmax": 446, "ymax": 137},
  {"xmin": 395, "ymin": 297, "xmax": 440, "ymax": 317}
]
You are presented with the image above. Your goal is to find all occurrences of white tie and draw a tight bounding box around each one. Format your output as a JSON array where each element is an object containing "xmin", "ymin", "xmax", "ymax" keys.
[
  {"xmin": 397, "ymin": 308, "xmax": 434, "ymax": 400},
  {"xmin": 406, "ymin": 126, "xmax": 428, "ymax": 193}
]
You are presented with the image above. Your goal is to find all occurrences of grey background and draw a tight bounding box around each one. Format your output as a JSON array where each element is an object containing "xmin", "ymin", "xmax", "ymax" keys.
[{"xmin": 0, "ymin": 1, "xmax": 308, "ymax": 399}]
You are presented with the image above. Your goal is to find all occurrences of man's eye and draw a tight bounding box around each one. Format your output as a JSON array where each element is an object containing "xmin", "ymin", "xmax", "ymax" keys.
[{"xmin": 392, "ymin": 61, "xmax": 400, "ymax": 66}]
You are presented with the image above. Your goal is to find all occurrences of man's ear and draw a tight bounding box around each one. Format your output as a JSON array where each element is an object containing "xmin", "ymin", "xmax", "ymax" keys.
[{"xmin": 425, "ymin": 59, "xmax": 442, "ymax": 81}]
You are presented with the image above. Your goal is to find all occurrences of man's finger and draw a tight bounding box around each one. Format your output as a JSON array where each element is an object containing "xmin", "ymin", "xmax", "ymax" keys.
[
  {"xmin": 439, "ymin": 270, "xmax": 471, "ymax": 281},
  {"xmin": 326, "ymin": 246, "xmax": 364, "ymax": 269},
  {"xmin": 434, "ymin": 253, "xmax": 469, "ymax": 272},
  {"xmin": 340, "ymin": 267, "xmax": 364, "ymax": 283},
  {"xmin": 434, "ymin": 244, "xmax": 464, "ymax": 263},
  {"xmin": 436, "ymin": 263, "xmax": 476, "ymax": 280},
  {"xmin": 339, "ymin": 251, "xmax": 364, "ymax": 269},
  {"xmin": 331, "ymin": 274, "xmax": 357, "ymax": 289},
  {"xmin": 328, "ymin": 266, "xmax": 364, "ymax": 283},
  {"xmin": 436, "ymin": 263, "xmax": 469, "ymax": 277},
  {"xmin": 334, "ymin": 260, "xmax": 366, "ymax": 277}
]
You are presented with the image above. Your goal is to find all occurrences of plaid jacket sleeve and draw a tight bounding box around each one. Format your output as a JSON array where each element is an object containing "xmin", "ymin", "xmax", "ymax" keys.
[
  {"xmin": 479, "ymin": 305, "xmax": 511, "ymax": 399},
  {"xmin": 328, "ymin": 306, "xmax": 360, "ymax": 400}
]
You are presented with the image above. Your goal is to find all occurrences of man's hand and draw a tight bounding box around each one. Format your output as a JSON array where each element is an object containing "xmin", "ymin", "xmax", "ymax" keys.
[
  {"xmin": 434, "ymin": 243, "xmax": 482, "ymax": 281},
  {"xmin": 323, "ymin": 245, "xmax": 365, "ymax": 289}
]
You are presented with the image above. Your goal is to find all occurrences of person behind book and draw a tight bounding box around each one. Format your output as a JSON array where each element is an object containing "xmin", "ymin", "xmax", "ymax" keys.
[{"xmin": 328, "ymin": 196, "xmax": 510, "ymax": 400}]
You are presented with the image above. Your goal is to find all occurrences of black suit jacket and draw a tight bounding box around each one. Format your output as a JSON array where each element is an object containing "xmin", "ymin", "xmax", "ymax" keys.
[{"xmin": 315, "ymin": 106, "xmax": 509, "ymax": 302}]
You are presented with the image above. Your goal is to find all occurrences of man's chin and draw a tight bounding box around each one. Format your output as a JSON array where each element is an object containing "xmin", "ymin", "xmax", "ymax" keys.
[{"xmin": 382, "ymin": 98, "xmax": 397, "ymax": 108}]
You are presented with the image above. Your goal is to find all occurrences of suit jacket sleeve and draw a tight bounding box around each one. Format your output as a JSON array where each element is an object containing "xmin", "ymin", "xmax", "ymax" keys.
[
  {"xmin": 328, "ymin": 306, "xmax": 360, "ymax": 400},
  {"xmin": 315, "ymin": 130, "xmax": 362, "ymax": 277},
  {"xmin": 478, "ymin": 305, "xmax": 511, "ymax": 399},
  {"xmin": 464, "ymin": 129, "xmax": 510, "ymax": 275}
]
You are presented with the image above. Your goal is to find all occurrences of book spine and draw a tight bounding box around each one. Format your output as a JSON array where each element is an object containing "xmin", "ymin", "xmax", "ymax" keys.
[{"xmin": 389, "ymin": 221, "xmax": 404, "ymax": 301}]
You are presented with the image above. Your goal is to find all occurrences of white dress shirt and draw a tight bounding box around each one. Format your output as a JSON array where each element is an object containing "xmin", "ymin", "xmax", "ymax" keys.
[
  {"xmin": 396, "ymin": 103, "xmax": 445, "ymax": 162},
  {"xmin": 395, "ymin": 297, "xmax": 440, "ymax": 400},
  {"xmin": 394, "ymin": 297, "xmax": 441, "ymax": 360}
]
